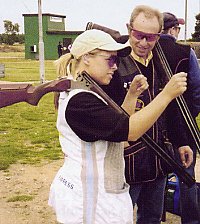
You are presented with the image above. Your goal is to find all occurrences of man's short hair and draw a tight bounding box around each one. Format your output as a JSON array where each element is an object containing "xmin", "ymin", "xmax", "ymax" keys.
[{"xmin": 130, "ymin": 5, "xmax": 163, "ymax": 33}]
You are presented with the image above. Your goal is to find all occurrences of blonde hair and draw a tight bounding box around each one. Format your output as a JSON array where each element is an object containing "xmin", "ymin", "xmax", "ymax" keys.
[
  {"xmin": 54, "ymin": 49, "xmax": 103, "ymax": 79},
  {"xmin": 54, "ymin": 53, "xmax": 80, "ymax": 80},
  {"xmin": 53, "ymin": 53, "xmax": 80, "ymax": 110},
  {"xmin": 129, "ymin": 5, "xmax": 163, "ymax": 32}
]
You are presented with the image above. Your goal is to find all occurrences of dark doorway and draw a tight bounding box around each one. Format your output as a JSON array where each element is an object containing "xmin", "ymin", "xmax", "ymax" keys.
[{"xmin": 63, "ymin": 38, "xmax": 72, "ymax": 54}]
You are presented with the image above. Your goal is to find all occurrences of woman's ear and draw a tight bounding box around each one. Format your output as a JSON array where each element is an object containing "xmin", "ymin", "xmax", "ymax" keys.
[{"xmin": 82, "ymin": 54, "xmax": 90, "ymax": 65}]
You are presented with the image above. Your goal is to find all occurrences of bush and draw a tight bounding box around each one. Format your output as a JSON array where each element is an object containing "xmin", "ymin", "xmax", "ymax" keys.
[{"xmin": 0, "ymin": 33, "xmax": 25, "ymax": 45}]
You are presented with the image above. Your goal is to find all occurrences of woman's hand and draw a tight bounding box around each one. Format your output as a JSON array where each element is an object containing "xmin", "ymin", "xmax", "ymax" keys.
[
  {"xmin": 122, "ymin": 74, "xmax": 148, "ymax": 115},
  {"xmin": 162, "ymin": 72, "xmax": 187, "ymax": 100},
  {"xmin": 128, "ymin": 74, "xmax": 149, "ymax": 97}
]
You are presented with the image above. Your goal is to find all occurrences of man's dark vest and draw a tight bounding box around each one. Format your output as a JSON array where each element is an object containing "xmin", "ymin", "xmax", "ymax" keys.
[
  {"xmin": 157, "ymin": 37, "xmax": 194, "ymax": 148},
  {"xmin": 108, "ymin": 38, "xmax": 191, "ymax": 184},
  {"xmin": 91, "ymin": 24, "xmax": 192, "ymax": 183},
  {"xmin": 157, "ymin": 37, "xmax": 192, "ymax": 114},
  {"xmin": 157, "ymin": 37, "xmax": 190, "ymax": 74}
]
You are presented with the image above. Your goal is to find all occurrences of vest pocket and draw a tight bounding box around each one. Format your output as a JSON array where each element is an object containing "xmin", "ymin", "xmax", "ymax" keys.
[{"xmin": 124, "ymin": 141, "xmax": 158, "ymax": 183}]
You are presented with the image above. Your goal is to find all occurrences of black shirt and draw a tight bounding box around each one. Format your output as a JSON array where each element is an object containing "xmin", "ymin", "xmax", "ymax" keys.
[{"xmin": 65, "ymin": 92, "xmax": 129, "ymax": 142}]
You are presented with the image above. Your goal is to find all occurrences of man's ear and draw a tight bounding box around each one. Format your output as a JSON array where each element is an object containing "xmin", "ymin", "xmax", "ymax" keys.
[
  {"xmin": 169, "ymin": 27, "xmax": 174, "ymax": 35},
  {"xmin": 126, "ymin": 23, "xmax": 131, "ymax": 35}
]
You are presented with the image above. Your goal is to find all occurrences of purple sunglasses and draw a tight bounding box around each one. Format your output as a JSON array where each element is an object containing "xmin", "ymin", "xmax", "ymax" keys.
[
  {"xmin": 128, "ymin": 25, "xmax": 160, "ymax": 42},
  {"xmin": 89, "ymin": 53, "xmax": 120, "ymax": 68}
]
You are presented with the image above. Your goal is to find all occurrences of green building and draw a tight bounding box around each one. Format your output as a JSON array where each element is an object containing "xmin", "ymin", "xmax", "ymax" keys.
[{"xmin": 23, "ymin": 13, "xmax": 83, "ymax": 60}]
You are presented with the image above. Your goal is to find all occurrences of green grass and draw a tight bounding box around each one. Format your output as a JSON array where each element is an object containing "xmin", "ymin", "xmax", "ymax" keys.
[
  {"xmin": 0, "ymin": 46, "xmax": 63, "ymax": 170},
  {"xmin": 0, "ymin": 95, "xmax": 62, "ymax": 170},
  {"xmin": 7, "ymin": 194, "xmax": 34, "ymax": 202},
  {"xmin": 0, "ymin": 58, "xmax": 56, "ymax": 82}
]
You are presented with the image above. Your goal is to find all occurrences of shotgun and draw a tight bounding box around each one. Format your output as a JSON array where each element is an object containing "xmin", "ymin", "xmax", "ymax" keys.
[
  {"xmin": 0, "ymin": 75, "xmax": 93, "ymax": 109},
  {"xmin": 0, "ymin": 73, "xmax": 196, "ymax": 186},
  {"xmin": 0, "ymin": 22, "xmax": 125, "ymax": 109},
  {"xmin": 80, "ymin": 71, "xmax": 196, "ymax": 187},
  {"xmin": 86, "ymin": 22, "xmax": 129, "ymax": 43},
  {"xmin": 0, "ymin": 78, "xmax": 76, "ymax": 108}
]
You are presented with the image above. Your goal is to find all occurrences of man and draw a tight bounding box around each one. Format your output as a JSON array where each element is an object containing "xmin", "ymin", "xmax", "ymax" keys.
[
  {"xmin": 102, "ymin": 5, "xmax": 194, "ymax": 223},
  {"xmin": 162, "ymin": 12, "xmax": 185, "ymax": 39},
  {"xmin": 161, "ymin": 12, "xmax": 200, "ymax": 224},
  {"xmin": 57, "ymin": 41, "xmax": 63, "ymax": 58}
]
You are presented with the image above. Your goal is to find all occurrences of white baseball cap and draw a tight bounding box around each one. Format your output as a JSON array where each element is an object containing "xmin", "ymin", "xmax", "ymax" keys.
[{"xmin": 70, "ymin": 29, "xmax": 131, "ymax": 59}]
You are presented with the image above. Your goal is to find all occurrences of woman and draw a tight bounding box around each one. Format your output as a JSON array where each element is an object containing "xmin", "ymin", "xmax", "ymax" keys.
[{"xmin": 48, "ymin": 29, "xmax": 187, "ymax": 224}]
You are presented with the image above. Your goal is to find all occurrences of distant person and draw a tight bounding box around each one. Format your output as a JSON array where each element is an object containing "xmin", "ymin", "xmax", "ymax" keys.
[
  {"xmin": 57, "ymin": 41, "xmax": 63, "ymax": 58},
  {"xmin": 161, "ymin": 12, "xmax": 200, "ymax": 224},
  {"xmin": 48, "ymin": 29, "xmax": 187, "ymax": 224}
]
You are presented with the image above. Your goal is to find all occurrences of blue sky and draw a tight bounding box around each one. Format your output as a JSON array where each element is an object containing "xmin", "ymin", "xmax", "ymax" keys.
[{"xmin": 0, "ymin": 0, "xmax": 199, "ymax": 40}]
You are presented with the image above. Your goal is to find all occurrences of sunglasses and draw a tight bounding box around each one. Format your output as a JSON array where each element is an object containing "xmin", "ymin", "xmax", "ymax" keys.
[
  {"xmin": 174, "ymin": 26, "xmax": 181, "ymax": 33},
  {"xmin": 89, "ymin": 53, "xmax": 120, "ymax": 68},
  {"xmin": 128, "ymin": 25, "xmax": 160, "ymax": 42}
]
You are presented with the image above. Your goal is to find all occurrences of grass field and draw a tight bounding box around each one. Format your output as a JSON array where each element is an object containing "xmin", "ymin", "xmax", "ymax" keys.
[
  {"xmin": 0, "ymin": 45, "xmax": 63, "ymax": 170},
  {"xmin": 0, "ymin": 45, "xmax": 199, "ymax": 171}
]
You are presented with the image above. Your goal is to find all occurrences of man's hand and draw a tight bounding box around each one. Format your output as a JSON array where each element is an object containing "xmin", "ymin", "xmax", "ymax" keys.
[{"xmin": 178, "ymin": 146, "xmax": 193, "ymax": 168}]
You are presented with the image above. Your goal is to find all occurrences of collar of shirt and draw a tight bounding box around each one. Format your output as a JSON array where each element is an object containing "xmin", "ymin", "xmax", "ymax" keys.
[
  {"xmin": 160, "ymin": 34, "xmax": 176, "ymax": 42},
  {"xmin": 131, "ymin": 50, "xmax": 153, "ymax": 67},
  {"xmin": 126, "ymin": 39, "xmax": 153, "ymax": 67}
]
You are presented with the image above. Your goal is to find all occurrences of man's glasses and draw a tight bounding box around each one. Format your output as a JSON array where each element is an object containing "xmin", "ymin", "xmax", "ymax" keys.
[
  {"xmin": 175, "ymin": 26, "xmax": 181, "ymax": 33},
  {"xmin": 128, "ymin": 25, "xmax": 160, "ymax": 42},
  {"xmin": 89, "ymin": 53, "xmax": 120, "ymax": 68}
]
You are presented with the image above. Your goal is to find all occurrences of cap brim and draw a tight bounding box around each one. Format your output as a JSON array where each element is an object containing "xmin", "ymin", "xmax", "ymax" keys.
[
  {"xmin": 177, "ymin": 18, "xmax": 185, "ymax": 25},
  {"xmin": 99, "ymin": 43, "xmax": 131, "ymax": 57}
]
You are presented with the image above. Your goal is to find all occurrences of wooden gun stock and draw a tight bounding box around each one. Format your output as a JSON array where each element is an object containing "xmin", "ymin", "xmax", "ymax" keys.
[
  {"xmin": 86, "ymin": 22, "xmax": 129, "ymax": 44},
  {"xmin": 0, "ymin": 78, "xmax": 71, "ymax": 108}
]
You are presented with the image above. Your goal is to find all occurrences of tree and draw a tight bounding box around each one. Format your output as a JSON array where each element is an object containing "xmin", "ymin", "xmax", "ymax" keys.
[
  {"xmin": 2, "ymin": 20, "xmax": 20, "ymax": 45},
  {"xmin": 191, "ymin": 13, "xmax": 200, "ymax": 41},
  {"xmin": 3, "ymin": 20, "xmax": 19, "ymax": 34}
]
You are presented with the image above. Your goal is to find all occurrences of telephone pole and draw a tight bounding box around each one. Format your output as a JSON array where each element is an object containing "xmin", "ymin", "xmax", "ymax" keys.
[
  {"xmin": 38, "ymin": 0, "xmax": 45, "ymax": 83},
  {"xmin": 184, "ymin": 0, "xmax": 188, "ymax": 43}
]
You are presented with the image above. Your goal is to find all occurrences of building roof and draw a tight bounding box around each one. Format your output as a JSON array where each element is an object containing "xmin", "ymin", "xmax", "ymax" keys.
[
  {"xmin": 22, "ymin": 13, "xmax": 66, "ymax": 18},
  {"xmin": 46, "ymin": 30, "xmax": 83, "ymax": 35}
]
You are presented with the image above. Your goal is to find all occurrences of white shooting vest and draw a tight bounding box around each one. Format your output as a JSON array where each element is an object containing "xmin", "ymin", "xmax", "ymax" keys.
[{"xmin": 48, "ymin": 89, "xmax": 133, "ymax": 224}]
